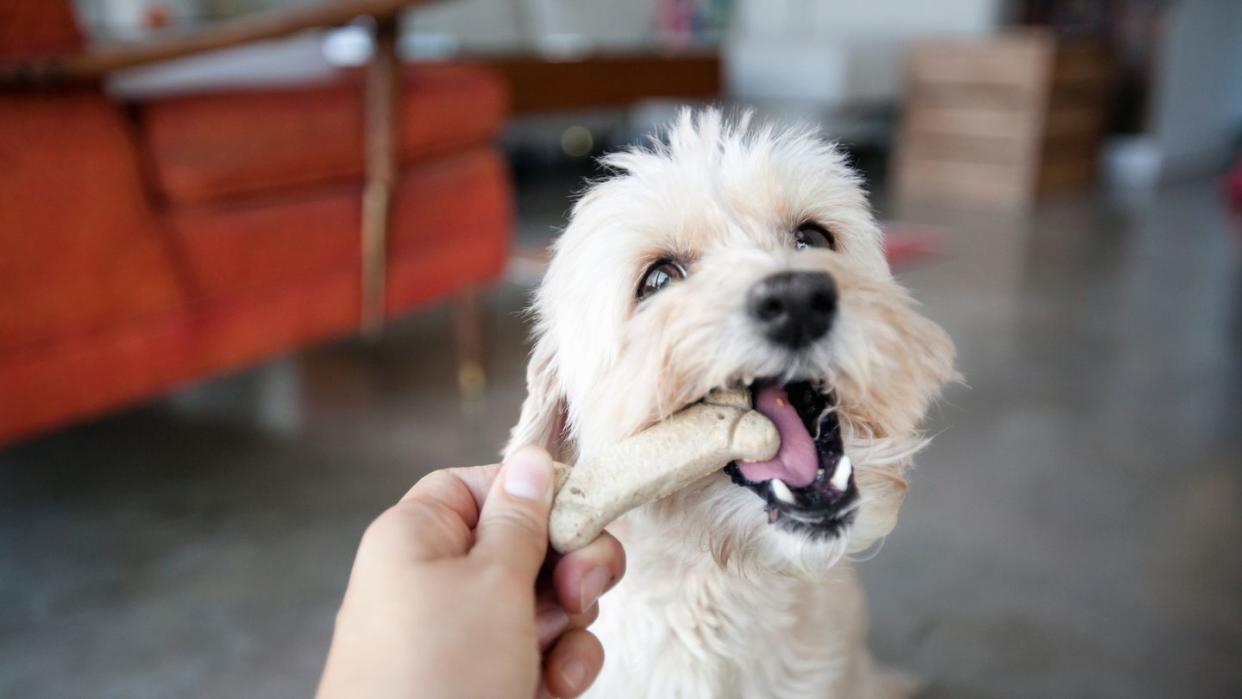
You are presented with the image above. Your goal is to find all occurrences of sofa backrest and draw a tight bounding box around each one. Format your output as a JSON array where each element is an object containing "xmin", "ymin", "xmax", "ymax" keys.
[{"xmin": 0, "ymin": 0, "xmax": 85, "ymax": 59}]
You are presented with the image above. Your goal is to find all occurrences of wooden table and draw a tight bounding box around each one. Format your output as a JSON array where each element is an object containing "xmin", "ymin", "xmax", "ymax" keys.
[{"xmin": 479, "ymin": 51, "xmax": 721, "ymax": 114}]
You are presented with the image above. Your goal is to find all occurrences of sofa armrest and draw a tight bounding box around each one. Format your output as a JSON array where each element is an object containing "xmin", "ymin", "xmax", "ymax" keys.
[{"xmin": 0, "ymin": 0, "xmax": 435, "ymax": 88}]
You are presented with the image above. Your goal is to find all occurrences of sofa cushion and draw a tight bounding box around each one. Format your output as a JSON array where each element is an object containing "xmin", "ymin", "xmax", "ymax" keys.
[
  {"xmin": 139, "ymin": 63, "xmax": 506, "ymax": 205},
  {"xmin": 163, "ymin": 147, "xmax": 510, "ymax": 303},
  {"xmin": 0, "ymin": 90, "xmax": 188, "ymax": 352},
  {"xmin": 0, "ymin": 0, "xmax": 83, "ymax": 59}
]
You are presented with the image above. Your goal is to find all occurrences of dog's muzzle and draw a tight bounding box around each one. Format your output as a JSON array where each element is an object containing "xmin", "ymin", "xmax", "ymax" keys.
[
  {"xmin": 724, "ymin": 380, "xmax": 858, "ymax": 537},
  {"xmin": 747, "ymin": 271, "xmax": 837, "ymax": 350}
]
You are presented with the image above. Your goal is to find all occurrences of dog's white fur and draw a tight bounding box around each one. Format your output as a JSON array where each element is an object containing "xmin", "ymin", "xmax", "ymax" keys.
[{"xmin": 506, "ymin": 110, "xmax": 956, "ymax": 698}]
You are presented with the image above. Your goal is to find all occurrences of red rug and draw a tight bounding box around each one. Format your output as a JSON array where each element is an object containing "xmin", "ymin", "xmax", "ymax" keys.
[{"xmin": 880, "ymin": 222, "xmax": 947, "ymax": 267}]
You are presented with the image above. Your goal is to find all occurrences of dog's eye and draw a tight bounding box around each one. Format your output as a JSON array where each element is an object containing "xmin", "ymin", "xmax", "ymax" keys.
[
  {"xmin": 794, "ymin": 223, "xmax": 835, "ymax": 251},
  {"xmin": 637, "ymin": 259, "xmax": 686, "ymax": 300}
]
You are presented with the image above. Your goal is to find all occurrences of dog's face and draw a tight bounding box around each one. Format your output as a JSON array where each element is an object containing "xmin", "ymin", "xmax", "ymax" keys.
[{"xmin": 509, "ymin": 111, "xmax": 955, "ymax": 574}]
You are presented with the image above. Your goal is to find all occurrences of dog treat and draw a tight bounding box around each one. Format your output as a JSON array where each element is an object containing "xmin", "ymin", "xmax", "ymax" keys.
[{"xmin": 548, "ymin": 388, "xmax": 779, "ymax": 553}]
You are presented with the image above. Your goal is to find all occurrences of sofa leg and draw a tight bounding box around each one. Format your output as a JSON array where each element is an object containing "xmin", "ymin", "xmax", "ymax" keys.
[{"xmin": 453, "ymin": 290, "xmax": 486, "ymax": 403}]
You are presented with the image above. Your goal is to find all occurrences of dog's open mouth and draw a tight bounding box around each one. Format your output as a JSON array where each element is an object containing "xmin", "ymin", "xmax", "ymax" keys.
[{"xmin": 724, "ymin": 380, "xmax": 858, "ymax": 536}]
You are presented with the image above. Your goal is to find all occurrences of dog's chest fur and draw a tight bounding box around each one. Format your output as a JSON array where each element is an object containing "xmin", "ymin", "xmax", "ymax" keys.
[{"xmin": 584, "ymin": 515, "xmax": 886, "ymax": 698}]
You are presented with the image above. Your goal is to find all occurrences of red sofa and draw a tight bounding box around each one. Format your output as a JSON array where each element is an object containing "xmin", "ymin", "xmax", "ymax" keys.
[{"xmin": 0, "ymin": 2, "xmax": 513, "ymax": 446}]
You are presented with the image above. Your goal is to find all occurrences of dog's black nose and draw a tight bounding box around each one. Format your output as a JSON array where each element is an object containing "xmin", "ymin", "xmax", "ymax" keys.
[{"xmin": 748, "ymin": 271, "xmax": 837, "ymax": 349}]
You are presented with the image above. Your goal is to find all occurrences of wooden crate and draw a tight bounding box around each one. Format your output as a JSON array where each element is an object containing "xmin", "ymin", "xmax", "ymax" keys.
[{"xmin": 893, "ymin": 32, "xmax": 1114, "ymax": 209}]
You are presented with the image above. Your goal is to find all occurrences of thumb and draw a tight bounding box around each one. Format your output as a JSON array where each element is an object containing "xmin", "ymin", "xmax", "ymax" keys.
[{"xmin": 472, "ymin": 446, "xmax": 555, "ymax": 579}]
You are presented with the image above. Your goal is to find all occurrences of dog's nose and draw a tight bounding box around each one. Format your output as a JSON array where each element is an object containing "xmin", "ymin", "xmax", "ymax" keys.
[{"xmin": 747, "ymin": 271, "xmax": 837, "ymax": 349}]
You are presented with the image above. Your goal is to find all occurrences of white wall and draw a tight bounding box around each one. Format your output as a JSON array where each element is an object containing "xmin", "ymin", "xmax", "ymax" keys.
[
  {"xmin": 406, "ymin": 0, "xmax": 1002, "ymax": 58},
  {"xmin": 407, "ymin": 0, "xmax": 659, "ymax": 54},
  {"xmin": 405, "ymin": 0, "xmax": 526, "ymax": 52},
  {"xmin": 727, "ymin": 0, "xmax": 1002, "ymax": 106},
  {"xmin": 1149, "ymin": 0, "xmax": 1242, "ymax": 178},
  {"xmin": 733, "ymin": 0, "xmax": 1000, "ymax": 40},
  {"xmin": 1236, "ymin": 32, "xmax": 1242, "ymax": 123}
]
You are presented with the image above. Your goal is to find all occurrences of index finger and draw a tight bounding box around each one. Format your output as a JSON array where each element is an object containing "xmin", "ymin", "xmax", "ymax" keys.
[{"xmin": 400, "ymin": 463, "xmax": 501, "ymax": 530}]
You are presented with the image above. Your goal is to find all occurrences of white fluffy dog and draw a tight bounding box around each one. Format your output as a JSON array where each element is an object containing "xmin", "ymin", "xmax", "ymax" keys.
[{"xmin": 506, "ymin": 109, "xmax": 957, "ymax": 698}]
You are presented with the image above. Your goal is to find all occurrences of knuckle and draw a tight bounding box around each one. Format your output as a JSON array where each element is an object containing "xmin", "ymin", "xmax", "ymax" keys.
[
  {"xmin": 405, "ymin": 469, "xmax": 455, "ymax": 499},
  {"xmin": 362, "ymin": 505, "xmax": 413, "ymax": 547},
  {"xmin": 478, "ymin": 505, "xmax": 549, "ymax": 568},
  {"xmin": 488, "ymin": 506, "xmax": 547, "ymax": 542}
]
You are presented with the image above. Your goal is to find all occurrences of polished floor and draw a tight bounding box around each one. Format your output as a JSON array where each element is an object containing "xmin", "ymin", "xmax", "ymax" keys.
[{"xmin": 2, "ymin": 178, "xmax": 1240, "ymax": 698}]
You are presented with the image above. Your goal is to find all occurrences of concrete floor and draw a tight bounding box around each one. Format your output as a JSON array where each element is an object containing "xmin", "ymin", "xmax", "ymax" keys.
[{"xmin": 2, "ymin": 178, "xmax": 1240, "ymax": 698}]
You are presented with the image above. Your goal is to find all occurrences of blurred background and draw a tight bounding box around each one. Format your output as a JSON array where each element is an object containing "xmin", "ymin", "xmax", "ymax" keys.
[{"xmin": 1, "ymin": 0, "xmax": 1240, "ymax": 696}]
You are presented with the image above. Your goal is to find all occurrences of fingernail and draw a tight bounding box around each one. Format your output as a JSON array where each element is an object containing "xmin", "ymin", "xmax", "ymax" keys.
[
  {"xmin": 504, "ymin": 447, "xmax": 552, "ymax": 501},
  {"xmin": 535, "ymin": 607, "xmax": 568, "ymax": 645},
  {"xmin": 580, "ymin": 566, "xmax": 611, "ymax": 611},
  {"xmin": 560, "ymin": 657, "xmax": 587, "ymax": 691}
]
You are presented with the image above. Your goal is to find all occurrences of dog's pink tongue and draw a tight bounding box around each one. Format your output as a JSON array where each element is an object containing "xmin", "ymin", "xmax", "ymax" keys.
[{"xmin": 738, "ymin": 386, "xmax": 818, "ymax": 487}]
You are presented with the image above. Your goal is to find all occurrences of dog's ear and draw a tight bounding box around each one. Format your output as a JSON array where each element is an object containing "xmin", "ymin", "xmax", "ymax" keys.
[{"xmin": 504, "ymin": 331, "xmax": 569, "ymax": 460}]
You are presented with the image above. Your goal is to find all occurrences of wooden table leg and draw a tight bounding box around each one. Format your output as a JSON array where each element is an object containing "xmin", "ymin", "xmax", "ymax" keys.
[{"xmin": 360, "ymin": 16, "xmax": 400, "ymax": 335}]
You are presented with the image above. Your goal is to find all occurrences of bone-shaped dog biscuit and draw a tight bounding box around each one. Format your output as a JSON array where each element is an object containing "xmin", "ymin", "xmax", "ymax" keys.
[{"xmin": 548, "ymin": 388, "xmax": 779, "ymax": 553}]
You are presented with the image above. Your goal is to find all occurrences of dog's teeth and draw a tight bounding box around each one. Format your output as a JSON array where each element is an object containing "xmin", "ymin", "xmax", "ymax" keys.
[
  {"xmin": 769, "ymin": 478, "xmax": 796, "ymax": 504},
  {"xmin": 830, "ymin": 455, "xmax": 852, "ymax": 491},
  {"xmin": 743, "ymin": 375, "xmax": 754, "ymax": 386},
  {"xmin": 768, "ymin": 507, "xmax": 781, "ymax": 523},
  {"xmin": 817, "ymin": 468, "xmax": 825, "ymax": 479}
]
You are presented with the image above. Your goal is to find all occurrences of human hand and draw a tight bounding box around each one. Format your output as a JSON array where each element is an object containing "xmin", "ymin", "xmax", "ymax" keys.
[{"xmin": 316, "ymin": 447, "xmax": 625, "ymax": 699}]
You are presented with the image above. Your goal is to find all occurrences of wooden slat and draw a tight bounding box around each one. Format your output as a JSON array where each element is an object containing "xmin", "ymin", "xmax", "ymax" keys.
[
  {"xmin": 906, "ymin": 32, "xmax": 1053, "ymax": 95},
  {"xmin": 900, "ymin": 133, "xmax": 1037, "ymax": 168},
  {"xmin": 1043, "ymin": 103, "xmax": 1108, "ymax": 140},
  {"xmin": 904, "ymin": 101, "xmax": 1041, "ymax": 141},
  {"xmin": 910, "ymin": 84, "xmax": 1039, "ymax": 117},
  {"xmin": 1051, "ymin": 41, "xmax": 1116, "ymax": 89},
  {"xmin": 895, "ymin": 153, "xmax": 1033, "ymax": 209},
  {"xmin": 1037, "ymin": 154, "xmax": 1098, "ymax": 193}
]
